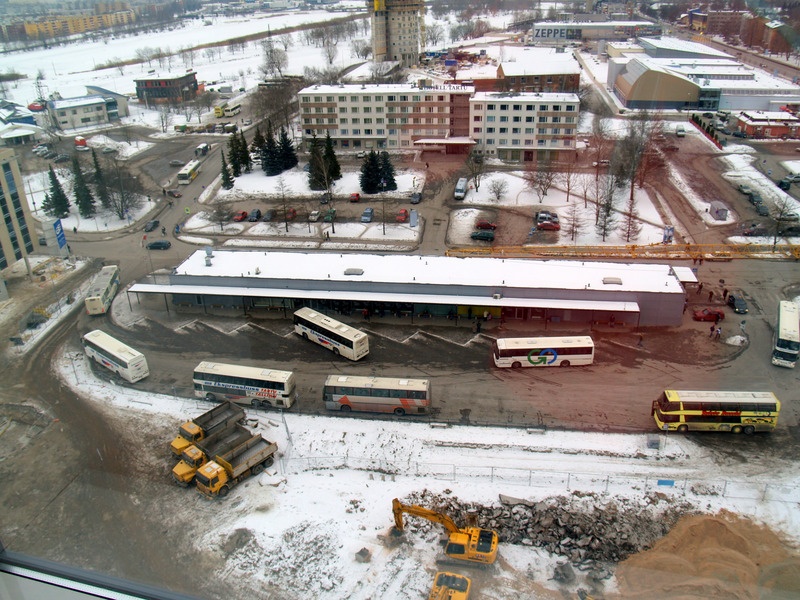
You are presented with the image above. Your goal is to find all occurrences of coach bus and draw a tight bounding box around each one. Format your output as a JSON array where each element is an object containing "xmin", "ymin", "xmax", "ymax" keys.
[
  {"xmin": 652, "ymin": 390, "xmax": 780, "ymax": 434},
  {"xmin": 82, "ymin": 330, "xmax": 149, "ymax": 383},
  {"xmin": 192, "ymin": 361, "xmax": 296, "ymax": 409},
  {"xmin": 772, "ymin": 300, "xmax": 800, "ymax": 368},
  {"xmin": 293, "ymin": 307, "xmax": 369, "ymax": 361},
  {"xmin": 213, "ymin": 101, "xmax": 228, "ymax": 118},
  {"xmin": 492, "ymin": 336, "xmax": 594, "ymax": 368},
  {"xmin": 322, "ymin": 375, "xmax": 430, "ymax": 416},
  {"xmin": 223, "ymin": 103, "xmax": 241, "ymax": 117},
  {"xmin": 84, "ymin": 265, "xmax": 120, "ymax": 315},
  {"xmin": 177, "ymin": 160, "xmax": 201, "ymax": 185}
]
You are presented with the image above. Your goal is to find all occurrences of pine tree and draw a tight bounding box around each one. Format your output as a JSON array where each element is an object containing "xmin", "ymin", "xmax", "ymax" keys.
[
  {"xmin": 72, "ymin": 155, "xmax": 96, "ymax": 218},
  {"xmin": 323, "ymin": 131, "xmax": 341, "ymax": 182},
  {"xmin": 46, "ymin": 165, "xmax": 70, "ymax": 218},
  {"xmin": 91, "ymin": 149, "xmax": 111, "ymax": 208},
  {"xmin": 250, "ymin": 126, "xmax": 266, "ymax": 154},
  {"xmin": 378, "ymin": 151, "xmax": 397, "ymax": 191},
  {"xmin": 278, "ymin": 126, "xmax": 298, "ymax": 171},
  {"xmin": 220, "ymin": 150, "xmax": 234, "ymax": 190},
  {"xmin": 41, "ymin": 192, "xmax": 55, "ymax": 216},
  {"xmin": 359, "ymin": 150, "xmax": 381, "ymax": 194},
  {"xmin": 307, "ymin": 134, "xmax": 327, "ymax": 190},
  {"xmin": 239, "ymin": 131, "xmax": 252, "ymax": 173},
  {"xmin": 262, "ymin": 120, "xmax": 282, "ymax": 176},
  {"xmin": 228, "ymin": 135, "xmax": 242, "ymax": 177}
]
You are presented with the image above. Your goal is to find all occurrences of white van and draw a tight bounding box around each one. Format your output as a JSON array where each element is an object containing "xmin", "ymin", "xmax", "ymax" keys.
[
  {"xmin": 454, "ymin": 178, "xmax": 468, "ymax": 200},
  {"xmin": 675, "ymin": 125, "xmax": 686, "ymax": 137}
]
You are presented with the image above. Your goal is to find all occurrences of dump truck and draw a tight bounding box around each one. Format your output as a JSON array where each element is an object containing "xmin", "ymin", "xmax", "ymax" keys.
[
  {"xmin": 169, "ymin": 400, "xmax": 245, "ymax": 458},
  {"xmin": 429, "ymin": 572, "xmax": 471, "ymax": 600},
  {"xmin": 391, "ymin": 498, "xmax": 498, "ymax": 566},
  {"xmin": 195, "ymin": 434, "xmax": 278, "ymax": 498},
  {"xmin": 171, "ymin": 422, "xmax": 253, "ymax": 487}
]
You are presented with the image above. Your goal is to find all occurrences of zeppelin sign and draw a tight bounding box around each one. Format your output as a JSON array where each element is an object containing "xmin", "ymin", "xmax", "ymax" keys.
[{"xmin": 532, "ymin": 27, "xmax": 582, "ymax": 40}]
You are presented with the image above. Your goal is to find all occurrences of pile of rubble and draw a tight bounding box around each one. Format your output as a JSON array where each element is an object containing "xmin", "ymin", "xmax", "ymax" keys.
[{"xmin": 404, "ymin": 489, "xmax": 697, "ymax": 566}]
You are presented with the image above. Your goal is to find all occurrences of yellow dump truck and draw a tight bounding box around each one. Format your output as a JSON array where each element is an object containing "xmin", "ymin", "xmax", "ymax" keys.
[
  {"xmin": 169, "ymin": 400, "xmax": 245, "ymax": 458},
  {"xmin": 195, "ymin": 434, "xmax": 278, "ymax": 498},
  {"xmin": 171, "ymin": 422, "xmax": 253, "ymax": 487}
]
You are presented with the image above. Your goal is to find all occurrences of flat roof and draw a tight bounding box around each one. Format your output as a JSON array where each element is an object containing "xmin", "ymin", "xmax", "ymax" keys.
[
  {"xmin": 168, "ymin": 251, "xmax": 686, "ymax": 295},
  {"xmin": 299, "ymin": 83, "xmax": 474, "ymax": 95},
  {"xmin": 471, "ymin": 92, "xmax": 580, "ymax": 103}
]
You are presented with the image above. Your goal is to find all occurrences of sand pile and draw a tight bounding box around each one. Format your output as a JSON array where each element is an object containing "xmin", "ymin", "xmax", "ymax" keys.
[{"xmin": 615, "ymin": 511, "xmax": 800, "ymax": 599}]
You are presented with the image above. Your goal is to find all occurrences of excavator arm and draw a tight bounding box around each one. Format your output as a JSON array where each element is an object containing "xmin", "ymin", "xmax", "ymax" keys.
[{"xmin": 392, "ymin": 498, "xmax": 461, "ymax": 534}]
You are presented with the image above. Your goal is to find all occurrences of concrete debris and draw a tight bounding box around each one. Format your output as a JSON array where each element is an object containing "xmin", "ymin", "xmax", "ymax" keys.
[{"xmin": 355, "ymin": 547, "xmax": 372, "ymax": 563}]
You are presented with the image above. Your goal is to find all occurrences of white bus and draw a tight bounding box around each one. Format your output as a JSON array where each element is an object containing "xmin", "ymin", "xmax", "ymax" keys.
[
  {"xmin": 492, "ymin": 336, "xmax": 595, "ymax": 368},
  {"xmin": 772, "ymin": 300, "xmax": 800, "ymax": 368},
  {"xmin": 223, "ymin": 103, "xmax": 241, "ymax": 117},
  {"xmin": 293, "ymin": 307, "xmax": 369, "ymax": 361},
  {"xmin": 177, "ymin": 160, "xmax": 201, "ymax": 184},
  {"xmin": 84, "ymin": 265, "xmax": 120, "ymax": 315},
  {"xmin": 192, "ymin": 361, "xmax": 296, "ymax": 409},
  {"xmin": 82, "ymin": 330, "xmax": 149, "ymax": 383},
  {"xmin": 322, "ymin": 375, "xmax": 431, "ymax": 416}
]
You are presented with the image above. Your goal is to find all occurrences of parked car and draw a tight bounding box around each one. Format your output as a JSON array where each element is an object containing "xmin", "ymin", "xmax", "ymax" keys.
[
  {"xmin": 786, "ymin": 173, "xmax": 800, "ymax": 183},
  {"xmin": 166, "ymin": 189, "xmax": 182, "ymax": 198},
  {"xmin": 349, "ymin": 193, "xmax": 361, "ymax": 203},
  {"xmin": 242, "ymin": 119, "xmax": 252, "ymax": 126},
  {"xmin": 742, "ymin": 224, "xmax": 769, "ymax": 236},
  {"xmin": 43, "ymin": 151, "xmax": 58, "ymax": 159},
  {"xmin": 396, "ymin": 208, "xmax": 409, "ymax": 223},
  {"xmin": 361, "ymin": 207, "xmax": 374, "ymax": 223},
  {"xmin": 701, "ymin": 112, "xmax": 714, "ymax": 118},
  {"xmin": 144, "ymin": 219, "xmax": 160, "ymax": 232},
  {"xmin": 537, "ymin": 220, "xmax": 561, "ymax": 231},
  {"xmin": 169, "ymin": 159, "xmax": 184, "ymax": 167},
  {"xmin": 536, "ymin": 210, "xmax": 559, "ymax": 223},
  {"xmin": 779, "ymin": 225, "xmax": 800, "ymax": 236},
  {"xmin": 101, "ymin": 147, "xmax": 117, "ymax": 154},
  {"xmin": 262, "ymin": 209, "xmax": 276, "ymax": 222},
  {"xmin": 285, "ymin": 208, "xmax": 297, "ymax": 220},
  {"xmin": 470, "ymin": 230, "xmax": 495, "ymax": 242},
  {"xmin": 777, "ymin": 212, "xmax": 800, "ymax": 222},
  {"xmin": 308, "ymin": 210, "xmax": 321, "ymax": 222},
  {"xmin": 248, "ymin": 209, "xmax": 262, "ymax": 222},
  {"xmin": 53, "ymin": 154, "xmax": 70, "ymax": 163},
  {"xmin": 693, "ymin": 308, "xmax": 725, "ymax": 322},
  {"xmin": 410, "ymin": 192, "xmax": 422, "ymax": 204},
  {"xmin": 778, "ymin": 178, "xmax": 792, "ymax": 191},
  {"xmin": 147, "ymin": 240, "xmax": 171, "ymax": 250},
  {"xmin": 732, "ymin": 131, "xmax": 748, "ymax": 139},
  {"xmin": 232, "ymin": 211, "xmax": 248, "ymax": 222},
  {"xmin": 737, "ymin": 183, "xmax": 752, "ymax": 195},
  {"xmin": 356, "ymin": 151, "xmax": 366, "ymax": 158},
  {"xmin": 726, "ymin": 294, "xmax": 748, "ymax": 314},
  {"xmin": 475, "ymin": 219, "xmax": 497, "ymax": 230},
  {"xmin": 755, "ymin": 204, "xmax": 770, "ymax": 217},
  {"xmin": 323, "ymin": 208, "xmax": 336, "ymax": 222},
  {"xmin": 748, "ymin": 192, "xmax": 763, "ymax": 205}
]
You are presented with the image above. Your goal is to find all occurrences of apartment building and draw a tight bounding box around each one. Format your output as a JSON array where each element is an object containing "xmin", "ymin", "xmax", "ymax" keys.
[
  {"xmin": 298, "ymin": 84, "xmax": 473, "ymax": 154},
  {"xmin": 371, "ymin": 0, "xmax": 425, "ymax": 67},
  {"xmin": 0, "ymin": 148, "xmax": 35, "ymax": 272},
  {"xmin": 469, "ymin": 92, "xmax": 579, "ymax": 162}
]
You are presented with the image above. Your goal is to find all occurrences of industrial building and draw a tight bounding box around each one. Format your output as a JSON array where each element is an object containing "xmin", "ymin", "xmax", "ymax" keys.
[{"xmin": 128, "ymin": 250, "xmax": 689, "ymax": 328}]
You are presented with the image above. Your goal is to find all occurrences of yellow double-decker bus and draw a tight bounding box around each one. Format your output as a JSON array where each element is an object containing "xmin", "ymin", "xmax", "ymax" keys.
[{"xmin": 652, "ymin": 390, "xmax": 780, "ymax": 435}]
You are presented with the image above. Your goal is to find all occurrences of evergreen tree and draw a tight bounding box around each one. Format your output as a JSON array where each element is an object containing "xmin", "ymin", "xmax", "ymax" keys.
[
  {"xmin": 262, "ymin": 120, "xmax": 282, "ymax": 176},
  {"xmin": 378, "ymin": 151, "xmax": 397, "ymax": 191},
  {"xmin": 250, "ymin": 126, "xmax": 266, "ymax": 154},
  {"xmin": 359, "ymin": 150, "xmax": 382, "ymax": 194},
  {"xmin": 228, "ymin": 134, "xmax": 242, "ymax": 177},
  {"xmin": 239, "ymin": 131, "xmax": 252, "ymax": 173},
  {"xmin": 46, "ymin": 164, "xmax": 70, "ymax": 218},
  {"xmin": 307, "ymin": 134, "xmax": 327, "ymax": 190},
  {"xmin": 41, "ymin": 192, "xmax": 55, "ymax": 217},
  {"xmin": 71, "ymin": 155, "xmax": 96, "ymax": 218},
  {"xmin": 220, "ymin": 150, "xmax": 234, "ymax": 190},
  {"xmin": 323, "ymin": 131, "xmax": 341, "ymax": 182},
  {"xmin": 277, "ymin": 126, "xmax": 298, "ymax": 171},
  {"xmin": 91, "ymin": 149, "xmax": 111, "ymax": 208}
]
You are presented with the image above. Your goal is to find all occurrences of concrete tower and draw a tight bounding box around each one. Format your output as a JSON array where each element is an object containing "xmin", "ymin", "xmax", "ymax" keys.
[{"xmin": 371, "ymin": 0, "xmax": 425, "ymax": 68}]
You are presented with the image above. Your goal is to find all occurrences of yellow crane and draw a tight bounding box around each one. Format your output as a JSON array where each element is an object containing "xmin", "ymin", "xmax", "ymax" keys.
[{"xmin": 391, "ymin": 498, "xmax": 498, "ymax": 566}]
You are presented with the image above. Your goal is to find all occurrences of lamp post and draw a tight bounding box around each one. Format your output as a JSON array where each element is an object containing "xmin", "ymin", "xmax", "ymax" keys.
[{"xmin": 381, "ymin": 178, "xmax": 386, "ymax": 235}]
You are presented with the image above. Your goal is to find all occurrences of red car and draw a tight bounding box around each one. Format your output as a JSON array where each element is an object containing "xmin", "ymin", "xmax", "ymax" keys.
[
  {"xmin": 537, "ymin": 220, "xmax": 561, "ymax": 231},
  {"xmin": 693, "ymin": 308, "xmax": 725, "ymax": 322},
  {"xmin": 349, "ymin": 193, "xmax": 361, "ymax": 203},
  {"xmin": 475, "ymin": 219, "xmax": 497, "ymax": 230},
  {"xmin": 396, "ymin": 208, "xmax": 409, "ymax": 223},
  {"xmin": 232, "ymin": 210, "xmax": 248, "ymax": 222}
]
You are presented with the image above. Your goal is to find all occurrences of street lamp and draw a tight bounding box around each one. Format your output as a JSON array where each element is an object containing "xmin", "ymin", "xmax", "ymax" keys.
[{"xmin": 381, "ymin": 178, "xmax": 386, "ymax": 235}]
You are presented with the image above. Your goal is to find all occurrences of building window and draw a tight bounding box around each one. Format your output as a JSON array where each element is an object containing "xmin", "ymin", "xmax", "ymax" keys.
[
  {"xmin": 513, "ymin": 104, "xmax": 522, "ymax": 110},
  {"xmin": 487, "ymin": 104, "xmax": 495, "ymax": 110},
  {"xmin": 500, "ymin": 116, "xmax": 508, "ymax": 122},
  {"xmin": 539, "ymin": 105, "xmax": 548, "ymax": 110},
  {"xmin": 538, "ymin": 117, "xmax": 547, "ymax": 123},
  {"xmin": 473, "ymin": 104, "xmax": 482, "ymax": 111},
  {"xmin": 512, "ymin": 127, "xmax": 520, "ymax": 134},
  {"xmin": 526, "ymin": 104, "xmax": 534, "ymax": 111},
  {"xmin": 363, "ymin": 96, "xmax": 370, "ymax": 102},
  {"xmin": 487, "ymin": 116, "xmax": 495, "ymax": 122},
  {"xmin": 363, "ymin": 107, "xmax": 371, "ymax": 113},
  {"xmin": 473, "ymin": 127, "xmax": 482, "ymax": 133},
  {"xmin": 340, "ymin": 107, "xmax": 347, "ymax": 113},
  {"xmin": 526, "ymin": 116, "xmax": 533, "ymax": 123},
  {"xmin": 486, "ymin": 127, "xmax": 495, "ymax": 133},
  {"xmin": 353, "ymin": 129, "xmax": 361, "ymax": 134},
  {"xmin": 566, "ymin": 105, "xmax": 576, "ymax": 111},
  {"xmin": 500, "ymin": 104, "xmax": 509, "ymax": 110},
  {"xmin": 552, "ymin": 116, "xmax": 561, "ymax": 123},
  {"xmin": 538, "ymin": 127, "xmax": 546, "ymax": 134},
  {"xmin": 499, "ymin": 127, "xmax": 507, "ymax": 133},
  {"xmin": 352, "ymin": 118, "xmax": 360, "ymax": 124},
  {"xmin": 340, "ymin": 129, "xmax": 349, "ymax": 135},
  {"xmin": 513, "ymin": 116, "xmax": 521, "ymax": 122}
]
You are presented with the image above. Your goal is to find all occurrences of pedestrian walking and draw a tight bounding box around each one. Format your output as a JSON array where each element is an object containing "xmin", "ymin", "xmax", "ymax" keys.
[
  {"xmin": 699, "ymin": 258, "xmax": 704, "ymax": 265},
  {"xmin": 708, "ymin": 290, "xmax": 714, "ymax": 302},
  {"xmin": 722, "ymin": 288, "xmax": 729, "ymax": 300},
  {"xmin": 714, "ymin": 314, "xmax": 720, "ymax": 325},
  {"xmin": 715, "ymin": 327, "xmax": 722, "ymax": 341},
  {"xmin": 697, "ymin": 282, "xmax": 704, "ymax": 295},
  {"xmin": 683, "ymin": 301, "xmax": 688, "ymax": 313},
  {"xmin": 162, "ymin": 188, "xmax": 166, "ymax": 196},
  {"xmin": 161, "ymin": 226, "xmax": 166, "ymax": 236},
  {"xmin": 72, "ymin": 226, "xmax": 77, "ymax": 234},
  {"xmin": 425, "ymin": 162, "xmax": 429, "ymax": 169},
  {"xmin": 709, "ymin": 324, "xmax": 715, "ymax": 338}
]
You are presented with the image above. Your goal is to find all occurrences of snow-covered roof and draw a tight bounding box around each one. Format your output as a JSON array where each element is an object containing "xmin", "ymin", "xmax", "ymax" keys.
[
  {"xmin": 499, "ymin": 50, "xmax": 581, "ymax": 77},
  {"xmin": 299, "ymin": 83, "xmax": 474, "ymax": 95},
  {"xmin": 49, "ymin": 95, "xmax": 106, "ymax": 110},
  {"xmin": 471, "ymin": 92, "xmax": 580, "ymax": 103},
  {"xmin": 739, "ymin": 110, "xmax": 800, "ymax": 124},
  {"xmin": 0, "ymin": 122, "xmax": 43, "ymax": 138},
  {"xmin": 165, "ymin": 250, "xmax": 686, "ymax": 295},
  {"xmin": 638, "ymin": 36, "xmax": 731, "ymax": 58}
]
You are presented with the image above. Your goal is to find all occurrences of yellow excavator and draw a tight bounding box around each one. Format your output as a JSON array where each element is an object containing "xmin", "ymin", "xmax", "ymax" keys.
[
  {"xmin": 391, "ymin": 498, "xmax": 499, "ymax": 566},
  {"xmin": 428, "ymin": 571, "xmax": 472, "ymax": 600}
]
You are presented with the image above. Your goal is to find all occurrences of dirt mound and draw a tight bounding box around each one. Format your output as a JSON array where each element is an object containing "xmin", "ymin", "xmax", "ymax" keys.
[{"xmin": 616, "ymin": 511, "xmax": 800, "ymax": 599}]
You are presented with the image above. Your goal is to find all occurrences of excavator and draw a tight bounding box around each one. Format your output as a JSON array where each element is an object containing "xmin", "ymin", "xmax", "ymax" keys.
[
  {"xmin": 391, "ymin": 498, "xmax": 499, "ymax": 566},
  {"xmin": 428, "ymin": 571, "xmax": 472, "ymax": 600}
]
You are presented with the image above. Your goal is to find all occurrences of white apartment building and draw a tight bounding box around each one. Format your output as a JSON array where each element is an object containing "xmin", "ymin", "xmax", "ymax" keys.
[{"xmin": 469, "ymin": 92, "xmax": 580, "ymax": 162}]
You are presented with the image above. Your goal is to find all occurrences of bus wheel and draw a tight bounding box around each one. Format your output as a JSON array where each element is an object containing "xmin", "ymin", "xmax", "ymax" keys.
[
  {"xmin": 393, "ymin": 407, "xmax": 406, "ymax": 416},
  {"xmin": 252, "ymin": 464, "xmax": 264, "ymax": 475},
  {"xmin": 731, "ymin": 426, "xmax": 742, "ymax": 434},
  {"xmin": 333, "ymin": 348, "xmax": 340, "ymax": 356},
  {"xmin": 302, "ymin": 332, "xmax": 308, "ymax": 340},
  {"xmin": 511, "ymin": 361, "xmax": 521, "ymax": 369},
  {"xmin": 743, "ymin": 426, "xmax": 755, "ymax": 435},
  {"xmin": 251, "ymin": 399, "xmax": 261, "ymax": 409},
  {"xmin": 340, "ymin": 405, "xmax": 352, "ymax": 412},
  {"xmin": 205, "ymin": 393, "xmax": 217, "ymax": 402},
  {"xmin": 677, "ymin": 425, "xmax": 689, "ymax": 433},
  {"xmin": 560, "ymin": 360, "xmax": 571, "ymax": 367}
]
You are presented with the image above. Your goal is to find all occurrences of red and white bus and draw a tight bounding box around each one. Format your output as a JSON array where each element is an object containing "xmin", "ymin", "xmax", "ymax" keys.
[
  {"xmin": 322, "ymin": 375, "xmax": 430, "ymax": 416},
  {"xmin": 192, "ymin": 361, "xmax": 296, "ymax": 409}
]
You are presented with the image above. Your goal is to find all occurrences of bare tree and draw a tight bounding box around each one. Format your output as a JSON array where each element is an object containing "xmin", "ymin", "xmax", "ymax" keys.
[
  {"xmin": 565, "ymin": 201, "xmax": 584, "ymax": 242},
  {"xmin": 488, "ymin": 178, "xmax": 508, "ymax": 202},
  {"xmin": 179, "ymin": 46, "xmax": 195, "ymax": 68},
  {"xmin": 350, "ymin": 39, "xmax": 372, "ymax": 60},
  {"xmin": 589, "ymin": 114, "xmax": 614, "ymax": 180},
  {"xmin": 525, "ymin": 159, "xmax": 557, "ymax": 203},
  {"xmin": 323, "ymin": 39, "xmax": 338, "ymax": 66},
  {"xmin": 274, "ymin": 176, "xmax": 293, "ymax": 232},
  {"xmin": 210, "ymin": 203, "xmax": 234, "ymax": 231},
  {"xmin": 465, "ymin": 152, "xmax": 485, "ymax": 191},
  {"xmin": 277, "ymin": 34, "xmax": 294, "ymax": 52},
  {"xmin": 557, "ymin": 152, "xmax": 579, "ymax": 203},
  {"xmin": 426, "ymin": 22, "xmax": 445, "ymax": 47},
  {"xmin": 158, "ymin": 105, "xmax": 173, "ymax": 133},
  {"xmin": 108, "ymin": 163, "xmax": 145, "ymax": 219},
  {"xmin": 595, "ymin": 176, "xmax": 618, "ymax": 241},
  {"xmin": 260, "ymin": 38, "xmax": 288, "ymax": 78}
]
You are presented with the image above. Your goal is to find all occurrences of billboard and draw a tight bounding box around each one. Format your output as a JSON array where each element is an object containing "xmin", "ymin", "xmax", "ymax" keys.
[{"xmin": 531, "ymin": 26, "xmax": 583, "ymax": 40}]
